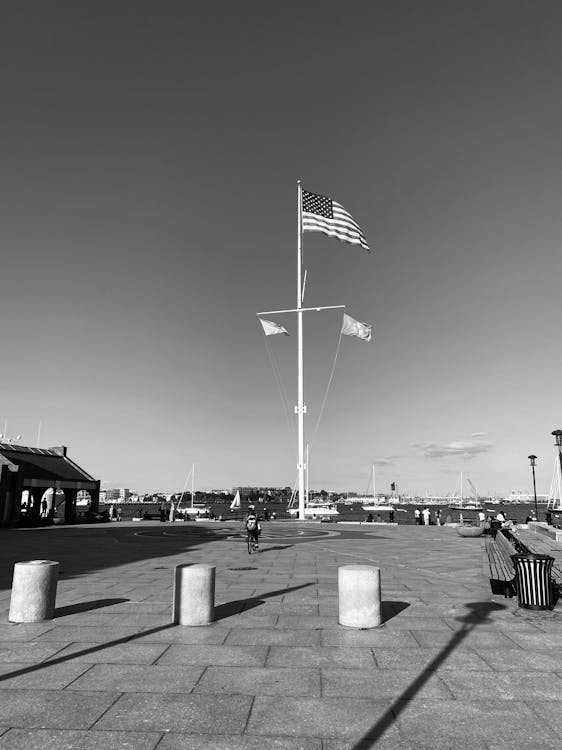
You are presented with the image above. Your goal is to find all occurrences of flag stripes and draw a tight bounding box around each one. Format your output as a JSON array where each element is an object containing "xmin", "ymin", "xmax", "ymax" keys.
[{"xmin": 302, "ymin": 189, "xmax": 370, "ymax": 251}]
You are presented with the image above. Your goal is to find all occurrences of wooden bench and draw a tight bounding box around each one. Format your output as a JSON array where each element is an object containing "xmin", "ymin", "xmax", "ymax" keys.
[{"xmin": 483, "ymin": 530, "xmax": 517, "ymax": 597}]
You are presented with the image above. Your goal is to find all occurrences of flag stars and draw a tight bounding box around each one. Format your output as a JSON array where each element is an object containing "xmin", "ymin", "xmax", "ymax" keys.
[{"xmin": 302, "ymin": 190, "xmax": 333, "ymax": 219}]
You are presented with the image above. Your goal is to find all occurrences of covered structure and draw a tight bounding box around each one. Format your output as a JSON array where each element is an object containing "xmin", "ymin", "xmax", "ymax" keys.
[{"xmin": 0, "ymin": 443, "xmax": 100, "ymax": 526}]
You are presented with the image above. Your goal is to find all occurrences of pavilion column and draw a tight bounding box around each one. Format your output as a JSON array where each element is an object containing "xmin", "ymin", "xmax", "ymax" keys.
[
  {"xmin": 64, "ymin": 488, "xmax": 78, "ymax": 523},
  {"xmin": 90, "ymin": 481, "xmax": 101, "ymax": 514},
  {"xmin": 28, "ymin": 490, "xmax": 42, "ymax": 520}
]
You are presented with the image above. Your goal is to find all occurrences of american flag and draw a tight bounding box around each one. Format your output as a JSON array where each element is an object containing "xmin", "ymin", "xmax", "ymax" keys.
[{"xmin": 302, "ymin": 189, "xmax": 370, "ymax": 251}]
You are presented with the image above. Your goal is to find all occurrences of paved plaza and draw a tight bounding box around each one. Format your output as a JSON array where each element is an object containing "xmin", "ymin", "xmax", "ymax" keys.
[{"xmin": 1, "ymin": 520, "xmax": 562, "ymax": 749}]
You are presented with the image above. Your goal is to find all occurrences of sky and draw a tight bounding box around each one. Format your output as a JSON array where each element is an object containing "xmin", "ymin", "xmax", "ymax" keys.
[{"xmin": 1, "ymin": 1, "xmax": 562, "ymax": 497}]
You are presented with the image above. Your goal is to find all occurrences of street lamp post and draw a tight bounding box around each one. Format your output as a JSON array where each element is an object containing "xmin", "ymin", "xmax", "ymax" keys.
[{"xmin": 528, "ymin": 455, "xmax": 538, "ymax": 521}]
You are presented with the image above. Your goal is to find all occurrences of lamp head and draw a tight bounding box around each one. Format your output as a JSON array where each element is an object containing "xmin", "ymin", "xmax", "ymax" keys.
[
  {"xmin": 528, "ymin": 454, "xmax": 537, "ymax": 466},
  {"xmin": 552, "ymin": 430, "xmax": 562, "ymax": 447}
]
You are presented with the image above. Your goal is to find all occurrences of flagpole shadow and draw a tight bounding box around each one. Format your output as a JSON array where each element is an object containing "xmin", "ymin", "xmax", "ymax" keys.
[{"xmin": 350, "ymin": 601, "xmax": 507, "ymax": 750}]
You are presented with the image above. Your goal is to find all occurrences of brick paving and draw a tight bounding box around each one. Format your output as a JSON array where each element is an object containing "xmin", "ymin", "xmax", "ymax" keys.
[{"xmin": 0, "ymin": 520, "xmax": 561, "ymax": 749}]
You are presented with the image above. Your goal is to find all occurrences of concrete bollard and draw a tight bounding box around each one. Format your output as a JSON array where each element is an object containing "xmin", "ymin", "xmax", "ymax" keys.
[
  {"xmin": 9, "ymin": 560, "xmax": 60, "ymax": 623},
  {"xmin": 173, "ymin": 563, "xmax": 215, "ymax": 626},
  {"xmin": 338, "ymin": 564, "xmax": 381, "ymax": 629}
]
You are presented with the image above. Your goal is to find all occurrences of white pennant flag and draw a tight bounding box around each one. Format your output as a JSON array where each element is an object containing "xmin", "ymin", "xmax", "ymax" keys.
[
  {"xmin": 342, "ymin": 313, "xmax": 372, "ymax": 342},
  {"xmin": 259, "ymin": 318, "xmax": 289, "ymax": 336}
]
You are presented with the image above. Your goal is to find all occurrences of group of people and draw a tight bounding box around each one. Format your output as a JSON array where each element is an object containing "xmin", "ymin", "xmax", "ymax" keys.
[
  {"xmin": 365, "ymin": 510, "xmax": 396, "ymax": 523},
  {"xmin": 414, "ymin": 507, "xmax": 442, "ymax": 526}
]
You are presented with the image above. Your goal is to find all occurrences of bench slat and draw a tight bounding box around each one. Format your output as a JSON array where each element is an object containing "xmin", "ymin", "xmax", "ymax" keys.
[{"xmin": 483, "ymin": 534, "xmax": 516, "ymax": 597}]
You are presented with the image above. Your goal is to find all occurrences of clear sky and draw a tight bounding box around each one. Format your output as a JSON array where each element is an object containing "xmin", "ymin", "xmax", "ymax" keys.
[{"xmin": 1, "ymin": 1, "xmax": 562, "ymax": 497}]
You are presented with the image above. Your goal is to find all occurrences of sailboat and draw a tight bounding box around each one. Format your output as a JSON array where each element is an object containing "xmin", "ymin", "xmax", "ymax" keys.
[
  {"xmin": 448, "ymin": 473, "xmax": 483, "ymax": 511},
  {"xmin": 230, "ymin": 490, "xmax": 241, "ymax": 512},
  {"xmin": 359, "ymin": 465, "xmax": 396, "ymax": 512},
  {"xmin": 287, "ymin": 446, "xmax": 339, "ymax": 517},
  {"xmin": 177, "ymin": 465, "xmax": 210, "ymax": 517},
  {"xmin": 546, "ymin": 456, "xmax": 562, "ymax": 512}
]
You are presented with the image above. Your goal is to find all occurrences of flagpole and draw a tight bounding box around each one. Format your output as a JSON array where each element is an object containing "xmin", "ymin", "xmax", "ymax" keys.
[{"xmin": 297, "ymin": 180, "xmax": 305, "ymax": 521}]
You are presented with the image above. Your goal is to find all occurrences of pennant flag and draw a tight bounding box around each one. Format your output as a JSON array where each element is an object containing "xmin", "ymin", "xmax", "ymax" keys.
[
  {"xmin": 302, "ymin": 189, "xmax": 370, "ymax": 251},
  {"xmin": 342, "ymin": 313, "xmax": 372, "ymax": 342},
  {"xmin": 259, "ymin": 318, "xmax": 289, "ymax": 336}
]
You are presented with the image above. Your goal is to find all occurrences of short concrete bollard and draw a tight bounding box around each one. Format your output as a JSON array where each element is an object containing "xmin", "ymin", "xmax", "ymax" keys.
[
  {"xmin": 9, "ymin": 560, "xmax": 60, "ymax": 623},
  {"xmin": 173, "ymin": 563, "xmax": 215, "ymax": 626},
  {"xmin": 338, "ymin": 564, "xmax": 381, "ymax": 628}
]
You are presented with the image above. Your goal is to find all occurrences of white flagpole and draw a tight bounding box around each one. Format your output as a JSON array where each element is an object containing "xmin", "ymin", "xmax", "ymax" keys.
[{"xmin": 297, "ymin": 181, "xmax": 306, "ymax": 521}]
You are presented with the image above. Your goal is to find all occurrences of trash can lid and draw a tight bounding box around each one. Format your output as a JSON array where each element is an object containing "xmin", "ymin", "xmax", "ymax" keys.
[{"xmin": 511, "ymin": 553, "xmax": 554, "ymax": 561}]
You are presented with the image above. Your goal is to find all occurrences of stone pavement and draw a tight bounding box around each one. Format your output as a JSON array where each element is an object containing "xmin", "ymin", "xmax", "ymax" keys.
[{"xmin": 1, "ymin": 520, "xmax": 562, "ymax": 749}]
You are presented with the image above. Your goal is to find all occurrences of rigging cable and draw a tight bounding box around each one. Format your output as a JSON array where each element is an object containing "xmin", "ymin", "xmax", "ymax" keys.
[
  {"xmin": 261, "ymin": 331, "xmax": 298, "ymax": 461},
  {"xmin": 307, "ymin": 323, "xmax": 344, "ymax": 455}
]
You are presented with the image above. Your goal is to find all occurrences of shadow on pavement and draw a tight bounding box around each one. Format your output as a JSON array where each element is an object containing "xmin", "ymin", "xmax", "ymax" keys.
[
  {"xmin": 0, "ymin": 524, "xmax": 231, "ymax": 591},
  {"xmin": 54, "ymin": 598, "xmax": 129, "ymax": 618},
  {"xmin": 258, "ymin": 545, "xmax": 294, "ymax": 553},
  {"xmin": 381, "ymin": 601, "xmax": 410, "ymax": 623},
  {"xmin": 0, "ymin": 623, "xmax": 176, "ymax": 684},
  {"xmin": 350, "ymin": 601, "xmax": 507, "ymax": 750},
  {"xmin": 214, "ymin": 583, "xmax": 314, "ymax": 620}
]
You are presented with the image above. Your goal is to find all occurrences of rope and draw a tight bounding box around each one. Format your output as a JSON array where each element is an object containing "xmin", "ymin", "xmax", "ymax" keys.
[
  {"xmin": 308, "ymin": 325, "xmax": 344, "ymax": 454},
  {"xmin": 261, "ymin": 331, "xmax": 297, "ymax": 460}
]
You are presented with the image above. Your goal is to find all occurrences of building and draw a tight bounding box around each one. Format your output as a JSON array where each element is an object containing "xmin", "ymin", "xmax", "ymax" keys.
[{"xmin": 0, "ymin": 443, "xmax": 100, "ymax": 526}]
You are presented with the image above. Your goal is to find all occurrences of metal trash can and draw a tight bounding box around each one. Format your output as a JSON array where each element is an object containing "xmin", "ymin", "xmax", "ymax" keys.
[
  {"xmin": 511, "ymin": 553, "xmax": 555, "ymax": 610},
  {"xmin": 490, "ymin": 520, "xmax": 502, "ymax": 539}
]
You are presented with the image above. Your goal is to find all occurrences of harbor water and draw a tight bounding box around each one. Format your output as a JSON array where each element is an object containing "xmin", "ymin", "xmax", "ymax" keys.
[{"xmin": 103, "ymin": 500, "xmax": 554, "ymax": 525}]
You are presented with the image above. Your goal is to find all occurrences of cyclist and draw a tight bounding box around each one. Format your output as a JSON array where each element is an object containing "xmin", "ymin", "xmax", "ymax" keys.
[{"xmin": 245, "ymin": 506, "xmax": 260, "ymax": 550}]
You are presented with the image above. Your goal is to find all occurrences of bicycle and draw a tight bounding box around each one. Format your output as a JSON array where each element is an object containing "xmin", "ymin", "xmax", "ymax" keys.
[{"xmin": 247, "ymin": 531, "xmax": 259, "ymax": 554}]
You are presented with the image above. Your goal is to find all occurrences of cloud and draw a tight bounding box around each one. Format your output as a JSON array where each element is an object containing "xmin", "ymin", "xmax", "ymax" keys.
[
  {"xmin": 373, "ymin": 457, "xmax": 394, "ymax": 466},
  {"xmin": 414, "ymin": 436, "xmax": 492, "ymax": 460},
  {"xmin": 470, "ymin": 432, "xmax": 488, "ymax": 438}
]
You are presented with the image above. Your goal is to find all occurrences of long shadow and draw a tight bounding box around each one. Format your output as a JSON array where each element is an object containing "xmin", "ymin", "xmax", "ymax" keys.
[
  {"xmin": 257, "ymin": 544, "xmax": 294, "ymax": 553},
  {"xmin": 0, "ymin": 523, "xmax": 235, "ymax": 591},
  {"xmin": 0, "ymin": 622, "xmax": 176, "ymax": 683},
  {"xmin": 350, "ymin": 601, "xmax": 507, "ymax": 749},
  {"xmin": 54, "ymin": 598, "xmax": 129, "ymax": 617},
  {"xmin": 214, "ymin": 582, "xmax": 314, "ymax": 620},
  {"xmin": 0, "ymin": 583, "xmax": 315, "ymax": 682}
]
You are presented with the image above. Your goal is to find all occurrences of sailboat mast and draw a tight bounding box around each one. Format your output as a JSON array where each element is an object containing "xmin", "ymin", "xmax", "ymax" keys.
[
  {"xmin": 372, "ymin": 464, "xmax": 376, "ymax": 501},
  {"xmin": 191, "ymin": 464, "xmax": 195, "ymax": 508},
  {"xmin": 297, "ymin": 181, "xmax": 306, "ymax": 521}
]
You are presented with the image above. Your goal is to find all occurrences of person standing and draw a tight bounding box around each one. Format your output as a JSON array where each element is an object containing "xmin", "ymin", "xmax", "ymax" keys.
[
  {"xmin": 478, "ymin": 510, "xmax": 486, "ymax": 527},
  {"xmin": 422, "ymin": 507, "xmax": 430, "ymax": 526},
  {"xmin": 435, "ymin": 508, "xmax": 441, "ymax": 526},
  {"xmin": 414, "ymin": 507, "xmax": 421, "ymax": 525}
]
